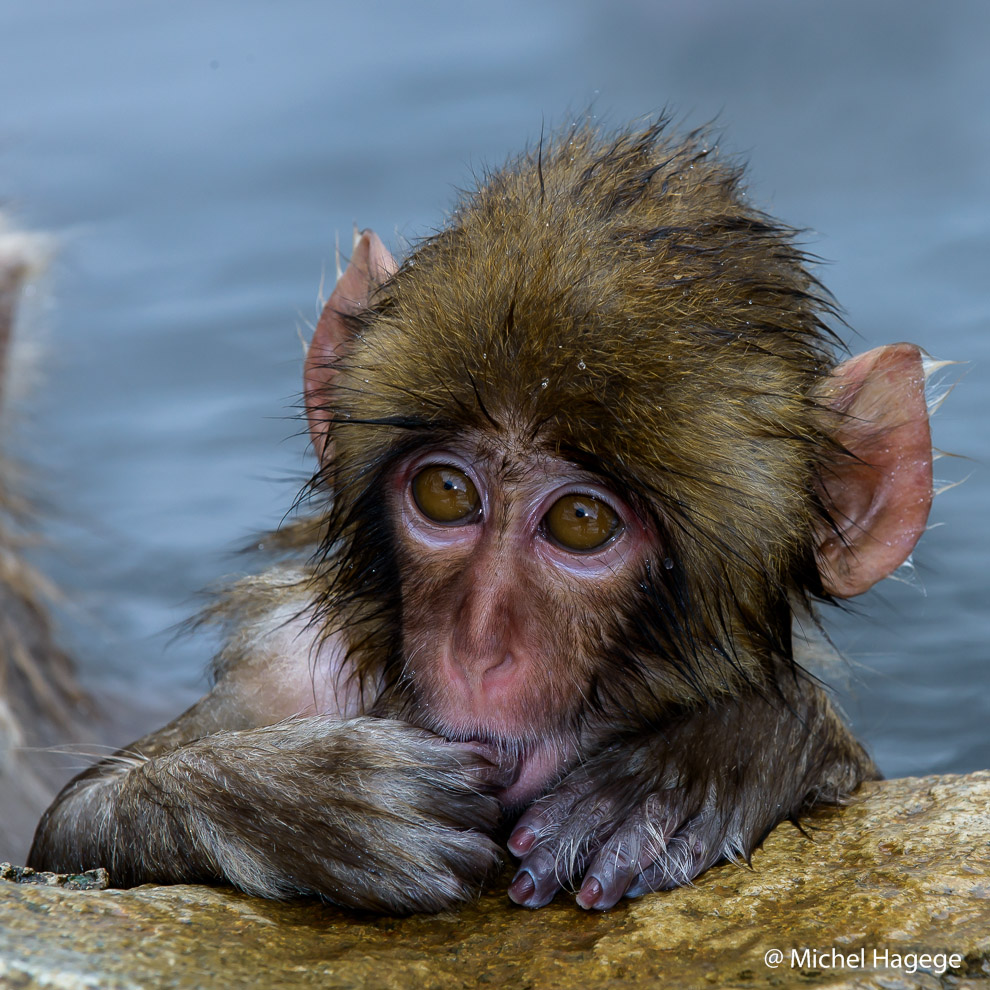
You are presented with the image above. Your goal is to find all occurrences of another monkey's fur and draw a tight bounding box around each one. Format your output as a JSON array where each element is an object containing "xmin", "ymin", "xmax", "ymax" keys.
[
  {"xmin": 30, "ymin": 119, "xmax": 934, "ymax": 913},
  {"xmin": 1, "ymin": 223, "xmax": 88, "ymax": 863}
]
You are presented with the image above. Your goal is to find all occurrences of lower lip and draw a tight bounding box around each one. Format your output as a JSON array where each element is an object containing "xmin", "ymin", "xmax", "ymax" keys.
[{"xmin": 494, "ymin": 741, "xmax": 570, "ymax": 808}]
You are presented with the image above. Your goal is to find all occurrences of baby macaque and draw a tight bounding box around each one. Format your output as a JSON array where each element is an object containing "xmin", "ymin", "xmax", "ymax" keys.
[{"xmin": 29, "ymin": 120, "xmax": 935, "ymax": 913}]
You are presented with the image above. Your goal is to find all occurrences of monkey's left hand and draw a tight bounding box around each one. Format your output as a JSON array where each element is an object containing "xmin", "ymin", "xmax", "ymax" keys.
[{"xmin": 506, "ymin": 675, "xmax": 876, "ymax": 910}]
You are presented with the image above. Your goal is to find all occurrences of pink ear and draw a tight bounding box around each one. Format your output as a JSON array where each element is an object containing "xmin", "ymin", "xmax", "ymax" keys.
[
  {"xmin": 816, "ymin": 343, "xmax": 933, "ymax": 598},
  {"xmin": 304, "ymin": 230, "xmax": 397, "ymax": 462}
]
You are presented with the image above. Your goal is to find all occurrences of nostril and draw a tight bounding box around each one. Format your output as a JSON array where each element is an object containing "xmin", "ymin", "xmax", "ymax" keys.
[
  {"xmin": 445, "ymin": 648, "xmax": 514, "ymax": 689},
  {"xmin": 478, "ymin": 652, "xmax": 516, "ymax": 689},
  {"xmin": 482, "ymin": 652, "xmax": 513, "ymax": 676}
]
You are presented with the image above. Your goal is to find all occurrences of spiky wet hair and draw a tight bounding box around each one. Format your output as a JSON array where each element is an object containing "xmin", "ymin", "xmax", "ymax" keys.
[{"xmin": 311, "ymin": 117, "xmax": 844, "ymax": 715}]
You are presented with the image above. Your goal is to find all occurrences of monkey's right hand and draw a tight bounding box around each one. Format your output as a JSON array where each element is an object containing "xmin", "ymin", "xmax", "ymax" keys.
[
  {"xmin": 503, "ymin": 678, "xmax": 875, "ymax": 911},
  {"xmin": 29, "ymin": 716, "xmax": 506, "ymax": 914}
]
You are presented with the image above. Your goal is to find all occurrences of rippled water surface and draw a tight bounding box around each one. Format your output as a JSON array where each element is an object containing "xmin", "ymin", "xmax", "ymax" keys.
[{"xmin": 1, "ymin": 0, "xmax": 987, "ymax": 777}]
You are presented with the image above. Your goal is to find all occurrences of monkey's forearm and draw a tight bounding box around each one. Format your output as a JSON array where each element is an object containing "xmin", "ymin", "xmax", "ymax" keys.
[
  {"xmin": 28, "ymin": 688, "xmax": 253, "ymax": 884},
  {"xmin": 29, "ymin": 717, "xmax": 506, "ymax": 914},
  {"xmin": 28, "ymin": 752, "xmax": 219, "ymax": 887},
  {"xmin": 618, "ymin": 671, "xmax": 879, "ymax": 826}
]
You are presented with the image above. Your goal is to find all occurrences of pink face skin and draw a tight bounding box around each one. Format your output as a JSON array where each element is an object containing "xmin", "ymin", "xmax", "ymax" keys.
[{"xmin": 390, "ymin": 436, "xmax": 652, "ymax": 808}]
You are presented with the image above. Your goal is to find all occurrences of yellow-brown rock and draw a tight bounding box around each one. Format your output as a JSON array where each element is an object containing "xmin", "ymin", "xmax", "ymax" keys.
[{"xmin": 1, "ymin": 773, "xmax": 988, "ymax": 989}]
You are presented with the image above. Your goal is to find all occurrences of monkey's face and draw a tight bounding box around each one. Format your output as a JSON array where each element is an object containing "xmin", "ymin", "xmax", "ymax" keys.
[{"xmin": 388, "ymin": 430, "xmax": 651, "ymax": 805}]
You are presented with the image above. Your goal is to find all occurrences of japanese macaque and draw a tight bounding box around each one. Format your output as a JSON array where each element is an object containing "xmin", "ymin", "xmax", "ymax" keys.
[
  {"xmin": 29, "ymin": 120, "xmax": 937, "ymax": 913},
  {"xmin": 1, "ymin": 220, "xmax": 87, "ymax": 863}
]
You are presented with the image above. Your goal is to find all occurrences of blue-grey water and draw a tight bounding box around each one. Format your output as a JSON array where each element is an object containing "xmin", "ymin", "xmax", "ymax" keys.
[{"xmin": 1, "ymin": 0, "xmax": 987, "ymax": 780}]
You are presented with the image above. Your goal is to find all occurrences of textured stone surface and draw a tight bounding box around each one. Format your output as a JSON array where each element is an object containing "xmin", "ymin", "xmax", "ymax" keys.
[
  {"xmin": 1, "ymin": 773, "xmax": 988, "ymax": 990},
  {"xmin": 0, "ymin": 863, "xmax": 109, "ymax": 891}
]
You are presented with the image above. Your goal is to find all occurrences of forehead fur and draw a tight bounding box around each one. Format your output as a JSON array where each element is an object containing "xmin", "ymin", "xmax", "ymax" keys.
[{"xmin": 333, "ymin": 119, "xmax": 840, "ymax": 574}]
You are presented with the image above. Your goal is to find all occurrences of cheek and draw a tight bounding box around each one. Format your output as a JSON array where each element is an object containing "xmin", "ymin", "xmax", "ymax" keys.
[{"xmin": 392, "ymin": 539, "xmax": 467, "ymax": 646}]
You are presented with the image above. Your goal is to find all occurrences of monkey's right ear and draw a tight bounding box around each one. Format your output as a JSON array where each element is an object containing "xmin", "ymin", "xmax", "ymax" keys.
[
  {"xmin": 815, "ymin": 343, "xmax": 933, "ymax": 599},
  {"xmin": 304, "ymin": 230, "xmax": 397, "ymax": 463}
]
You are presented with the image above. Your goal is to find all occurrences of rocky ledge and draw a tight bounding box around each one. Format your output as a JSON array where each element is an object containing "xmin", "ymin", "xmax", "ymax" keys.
[{"xmin": 1, "ymin": 772, "xmax": 988, "ymax": 990}]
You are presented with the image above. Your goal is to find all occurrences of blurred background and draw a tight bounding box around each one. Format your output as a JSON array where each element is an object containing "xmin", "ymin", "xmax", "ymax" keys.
[{"xmin": 0, "ymin": 0, "xmax": 986, "ymax": 784}]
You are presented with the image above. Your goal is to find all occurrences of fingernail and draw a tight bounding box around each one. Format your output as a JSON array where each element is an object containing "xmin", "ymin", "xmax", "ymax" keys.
[
  {"xmin": 507, "ymin": 826, "xmax": 535, "ymax": 856},
  {"xmin": 508, "ymin": 869, "xmax": 536, "ymax": 905},
  {"xmin": 576, "ymin": 876, "xmax": 603, "ymax": 910}
]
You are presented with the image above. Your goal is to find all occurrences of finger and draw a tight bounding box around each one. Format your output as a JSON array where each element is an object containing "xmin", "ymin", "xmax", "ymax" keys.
[
  {"xmin": 446, "ymin": 740, "xmax": 519, "ymax": 791},
  {"xmin": 507, "ymin": 786, "xmax": 583, "ymax": 855},
  {"xmin": 507, "ymin": 845, "xmax": 568, "ymax": 909},
  {"xmin": 624, "ymin": 832, "xmax": 711, "ymax": 897},
  {"xmin": 576, "ymin": 803, "xmax": 677, "ymax": 909},
  {"xmin": 577, "ymin": 827, "xmax": 651, "ymax": 910}
]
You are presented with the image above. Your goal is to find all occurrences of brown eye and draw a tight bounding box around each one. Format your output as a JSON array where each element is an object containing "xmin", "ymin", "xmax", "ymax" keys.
[
  {"xmin": 544, "ymin": 494, "xmax": 620, "ymax": 552},
  {"xmin": 412, "ymin": 466, "xmax": 480, "ymax": 524}
]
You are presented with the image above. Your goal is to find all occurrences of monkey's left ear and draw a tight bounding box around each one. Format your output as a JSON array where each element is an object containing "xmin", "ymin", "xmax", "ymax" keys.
[
  {"xmin": 816, "ymin": 343, "xmax": 933, "ymax": 598},
  {"xmin": 304, "ymin": 230, "xmax": 397, "ymax": 462}
]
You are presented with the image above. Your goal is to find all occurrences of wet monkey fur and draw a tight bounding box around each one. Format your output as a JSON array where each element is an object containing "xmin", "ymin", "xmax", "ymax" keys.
[{"xmin": 29, "ymin": 120, "xmax": 936, "ymax": 913}]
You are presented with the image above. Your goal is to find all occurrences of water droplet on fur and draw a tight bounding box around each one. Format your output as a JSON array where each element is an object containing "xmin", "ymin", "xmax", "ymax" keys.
[
  {"xmin": 577, "ymin": 360, "xmax": 586, "ymax": 370},
  {"xmin": 540, "ymin": 378, "xmax": 549, "ymax": 389},
  {"xmin": 663, "ymin": 557, "xmax": 674, "ymax": 570}
]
